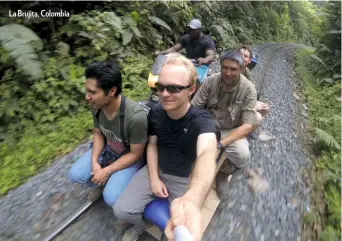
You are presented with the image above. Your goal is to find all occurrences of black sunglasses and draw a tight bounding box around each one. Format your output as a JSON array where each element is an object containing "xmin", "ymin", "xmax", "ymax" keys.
[{"xmin": 155, "ymin": 83, "xmax": 192, "ymax": 93}]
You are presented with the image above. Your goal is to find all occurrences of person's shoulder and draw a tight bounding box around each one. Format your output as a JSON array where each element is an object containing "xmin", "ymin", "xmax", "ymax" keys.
[
  {"xmin": 190, "ymin": 105, "xmax": 214, "ymax": 122},
  {"xmin": 179, "ymin": 34, "xmax": 191, "ymax": 42},
  {"xmin": 148, "ymin": 103, "xmax": 165, "ymax": 119},
  {"xmin": 239, "ymin": 74, "xmax": 257, "ymax": 93},
  {"xmin": 125, "ymin": 97, "xmax": 149, "ymax": 118},
  {"xmin": 202, "ymin": 34, "xmax": 214, "ymax": 41},
  {"xmin": 207, "ymin": 72, "xmax": 221, "ymax": 83},
  {"xmin": 201, "ymin": 35, "xmax": 215, "ymax": 46}
]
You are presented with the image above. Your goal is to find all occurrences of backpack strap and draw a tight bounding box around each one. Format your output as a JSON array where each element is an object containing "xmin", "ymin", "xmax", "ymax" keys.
[
  {"xmin": 94, "ymin": 96, "xmax": 130, "ymax": 152},
  {"xmin": 120, "ymin": 95, "xmax": 130, "ymax": 150},
  {"xmin": 95, "ymin": 109, "xmax": 101, "ymax": 122}
]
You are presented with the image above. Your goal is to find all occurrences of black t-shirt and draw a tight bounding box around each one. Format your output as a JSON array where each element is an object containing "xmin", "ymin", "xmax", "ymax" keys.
[
  {"xmin": 148, "ymin": 104, "xmax": 220, "ymax": 177},
  {"xmin": 179, "ymin": 34, "xmax": 216, "ymax": 60}
]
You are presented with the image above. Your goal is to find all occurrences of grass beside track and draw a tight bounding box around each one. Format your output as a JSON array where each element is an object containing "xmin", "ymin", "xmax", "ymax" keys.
[
  {"xmin": 295, "ymin": 49, "xmax": 341, "ymax": 241},
  {"xmin": 0, "ymin": 110, "xmax": 93, "ymax": 195}
]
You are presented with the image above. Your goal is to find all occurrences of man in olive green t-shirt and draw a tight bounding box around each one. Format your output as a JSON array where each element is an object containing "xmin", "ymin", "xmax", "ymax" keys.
[{"xmin": 68, "ymin": 61, "xmax": 148, "ymax": 208}]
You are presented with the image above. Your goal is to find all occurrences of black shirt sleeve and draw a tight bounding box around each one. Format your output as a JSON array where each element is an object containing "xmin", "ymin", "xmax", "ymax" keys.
[
  {"xmin": 194, "ymin": 109, "xmax": 220, "ymax": 141},
  {"xmin": 205, "ymin": 36, "xmax": 216, "ymax": 51}
]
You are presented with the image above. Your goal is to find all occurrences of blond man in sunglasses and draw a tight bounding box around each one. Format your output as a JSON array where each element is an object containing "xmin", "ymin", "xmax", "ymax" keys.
[{"xmin": 113, "ymin": 54, "xmax": 220, "ymax": 241}]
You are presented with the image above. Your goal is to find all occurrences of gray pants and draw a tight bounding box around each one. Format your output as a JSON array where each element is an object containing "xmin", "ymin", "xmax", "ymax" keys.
[{"xmin": 113, "ymin": 165, "xmax": 189, "ymax": 228}]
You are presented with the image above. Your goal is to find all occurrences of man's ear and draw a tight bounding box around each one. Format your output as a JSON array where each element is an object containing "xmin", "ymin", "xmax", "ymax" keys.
[
  {"xmin": 109, "ymin": 87, "xmax": 117, "ymax": 97},
  {"xmin": 189, "ymin": 84, "xmax": 197, "ymax": 96},
  {"xmin": 248, "ymin": 58, "xmax": 252, "ymax": 64}
]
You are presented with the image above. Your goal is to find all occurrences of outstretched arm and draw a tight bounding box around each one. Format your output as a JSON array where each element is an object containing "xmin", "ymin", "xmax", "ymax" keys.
[
  {"xmin": 158, "ymin": 43, "xmax": 183, "ymax": 55},
  {"xmin": 183, "ymin": 132, "xmax": 218, "ymax": 207},
  {"xmin": 165, "ymin": 132, "xmax": 218, "ymax": 241},
  {"xmin": 198, "ymin": 49, "xmax": 215, "ymax": 65}
]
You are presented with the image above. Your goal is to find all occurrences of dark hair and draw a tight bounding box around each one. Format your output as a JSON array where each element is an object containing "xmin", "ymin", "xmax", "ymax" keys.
[
  {"xmin": 85, "ymin": 60, "xmax": 122, "ymax": 96},
  {"xmin": 238, "ymin": 45, "xmax": 253, "ymax": 58},
  {"xmin": 220, "ymin": 49, "xmax": 244, "ymax": 68}
]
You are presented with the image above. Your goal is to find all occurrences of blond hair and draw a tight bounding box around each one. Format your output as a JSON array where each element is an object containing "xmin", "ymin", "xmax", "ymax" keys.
[{"xmin": 162, "ymin": 53, "xmax": 197, "ymax": 85}]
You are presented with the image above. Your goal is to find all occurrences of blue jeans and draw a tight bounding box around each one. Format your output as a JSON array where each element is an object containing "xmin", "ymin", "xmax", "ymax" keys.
[{"xmin": 68, "ymin": 145, "xmax": 143, "ymax": 207}]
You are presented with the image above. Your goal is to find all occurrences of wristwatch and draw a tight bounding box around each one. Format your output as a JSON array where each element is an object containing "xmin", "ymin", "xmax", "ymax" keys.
[{"xmin": 217, "ymin": 142, "xmax": 224, "ymax": 149}]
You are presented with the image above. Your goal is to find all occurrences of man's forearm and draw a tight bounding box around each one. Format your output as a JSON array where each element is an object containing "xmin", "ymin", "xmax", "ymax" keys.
[
  {"xmin": 204, "ymin": 53, "xmax": 215, "ymax": 64},
  {"xmin": 221, "ymin": 124, "xmax": 255, "ymax": 147},
  {"xmin": 183, "ymin": 150, "xmax": 217, "ymax": 208},
  {"xmin": 91, "ymin": 132, "xmax": 105, "ymax": 164},
  {"xmin": 161, "ymin": 47, "xmax": 176, "ymax": 54},
  {"xmin": 146, "ymin": 143, "xmax": 159, "ymax": 181},
  {"xmin": 104, "ymin": 152, "xmax": 141, "ymax": 174}
]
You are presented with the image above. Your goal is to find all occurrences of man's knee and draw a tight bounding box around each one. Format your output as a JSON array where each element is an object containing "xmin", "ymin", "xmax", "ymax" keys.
[
  {"xmin": 68, "ymin": 149, "xmax": 92, "ymax": 183},
  {"xmin": 68, "ymin": 163, "xmax": 88, "ymax": 183},
  {"xmin": 256, "ymin": 112, "xmax": 263, "ymax": 125},
  {"xmin": 227, "ymin": 141, "xmax": 250, "ymax": 168},
  {"xmin": 256, "ymin": 101, "xmax": 270, "ymax": 117},
  {"xmin": 102, "ymin": 188, "xmax": 120, "ymax": 208},
  {"xmin": 113, "ymin": 198, "xmax": 133, "ymax": 221}
]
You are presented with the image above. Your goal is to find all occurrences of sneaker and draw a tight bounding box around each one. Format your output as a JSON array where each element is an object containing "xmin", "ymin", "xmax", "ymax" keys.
[{"xmin": 121, "ymin": 225, "xmax": 146, "ymax": 241}]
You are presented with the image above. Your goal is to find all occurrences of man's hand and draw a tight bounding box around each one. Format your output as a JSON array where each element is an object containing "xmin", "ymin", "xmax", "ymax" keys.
[
  {"xmin": 92, "ymin": 162, "xmax": 102, "ymax": 175},
  {"xmin": 155, "ymin": 50, "xmax": 166, "ymax": 56},
  {"xmin": 197, "ymin": 57, "xmax": 208, "ymax": 65},
  {"xmin": 150, "ymin": 178, "xmax": 169, "ymax": 198},
  {"xmin": 165, "ymin": 197, "xmax": 202, "ymax": 241},
  {"xmin": 91, "ymin": 167, "xmax": 110, "ymax": 186}
]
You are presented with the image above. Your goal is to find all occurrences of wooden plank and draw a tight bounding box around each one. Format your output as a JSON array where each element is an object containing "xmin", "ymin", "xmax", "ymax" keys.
[
  {"xmin": 202, "ymin": 189, "xmax": 220, "ymax": 211},
  {"xmin": 201, "ymin": 206, "xmax": 215, "ymax": 232}
]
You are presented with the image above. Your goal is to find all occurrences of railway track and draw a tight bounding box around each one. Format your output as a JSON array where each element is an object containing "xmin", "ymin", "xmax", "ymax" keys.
[{"xmin": 39, "ymin": 43, "xmax": 292, "ymax": 241}]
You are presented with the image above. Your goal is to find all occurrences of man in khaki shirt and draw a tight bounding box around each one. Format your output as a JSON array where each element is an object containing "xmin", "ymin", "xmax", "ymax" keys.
[
  {"xmin": 239, "ymin": 45, "xmax": 270, "ymax": 121},
  {"xmin": 191, "ymin": 49, "xmax": 259, "ymax": 174}
]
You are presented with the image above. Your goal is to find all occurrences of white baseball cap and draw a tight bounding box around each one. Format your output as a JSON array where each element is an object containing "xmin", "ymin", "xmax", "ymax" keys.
[{"xmin": 187, "ymin": 19, "xmax": 202, "ymax": 29}]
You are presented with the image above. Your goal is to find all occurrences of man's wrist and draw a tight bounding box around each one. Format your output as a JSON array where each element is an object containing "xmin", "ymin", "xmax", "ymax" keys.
[
  {"xmin": 149, "ymin": 174, "xmax": 160, "ymax": 182},
  {"xmin": 91, "ymin": 158, "xmax": 99, "ymax": 166},
  {"xmin": 183, "ymin": 191, "xmax": 202, "ymax": 208},
  {"xmin": 217, "ymin": 141, "xmax": 224, "ymax": 149},
  {"xmin": 103, "ymin": 165, "xmax": 114, "ymax": 175}
]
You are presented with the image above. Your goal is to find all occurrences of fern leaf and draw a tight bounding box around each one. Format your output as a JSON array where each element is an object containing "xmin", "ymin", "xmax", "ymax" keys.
[
  {"xmin": 0, "ymin": 24, "xmax": 43, "ymax": 80},
  {"xmin": 150, "ymin": 16, "xmax": 172, "ymax": 32},
  {"xmin": 310, "ymin": 54, "xmax": 329, "ymax": 70},
  {"xmin": 314, "ymin": 127, "xmax": 341, "ymax": 150}
]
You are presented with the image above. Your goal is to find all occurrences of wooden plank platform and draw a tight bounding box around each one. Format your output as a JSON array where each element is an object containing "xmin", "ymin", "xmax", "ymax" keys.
[{"xmin": 146, "ymin": 150, "xmax": 227, "ymax": 240}]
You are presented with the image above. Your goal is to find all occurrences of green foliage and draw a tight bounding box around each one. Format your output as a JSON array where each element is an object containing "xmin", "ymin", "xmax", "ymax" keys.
[
  {"xmin": 295, "ymin": 48, "xmax": 341, "ymax": 239},
  {"xmin": 0, "ymin": 24, "xmax": 43, "ymax": 80},
  {"xmin": 0, "ymin": 110, "xmax": 93, "ymax": 195},
  {"xmin": 0, "ymin": 53, "xmax": 86, "ymax": 143}
]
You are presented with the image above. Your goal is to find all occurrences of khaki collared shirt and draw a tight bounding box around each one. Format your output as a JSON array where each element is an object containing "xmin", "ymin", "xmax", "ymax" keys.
[
  {"xmin": 242, "ymin": 67, "xmax": 252, "ymax": 82},
  {"xmin": 191, "ymin": 73, "xmax": 258, "ymax": 130}
]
